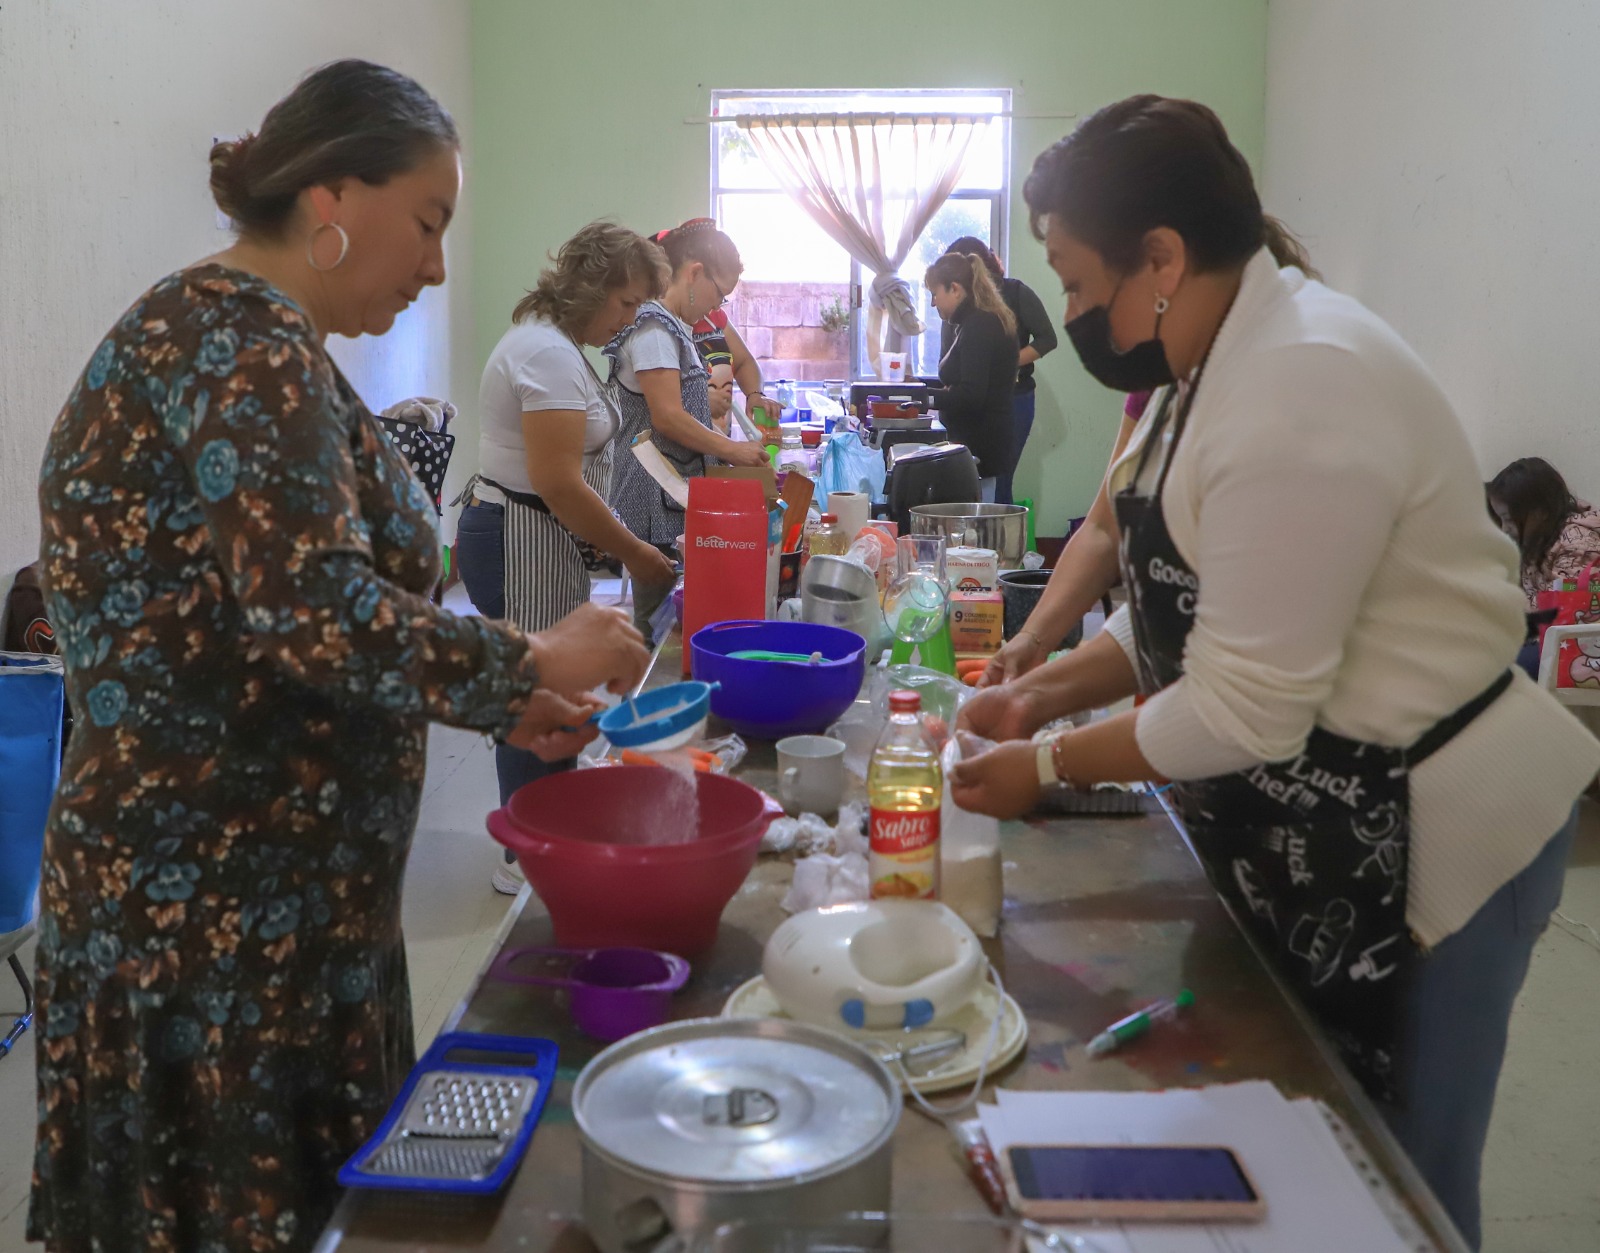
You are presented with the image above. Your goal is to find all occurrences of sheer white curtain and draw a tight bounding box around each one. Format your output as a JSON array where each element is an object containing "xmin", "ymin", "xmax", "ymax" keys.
[{"xmin": 738, "ymin": 112, "xmax": 989, "ymax": 377}]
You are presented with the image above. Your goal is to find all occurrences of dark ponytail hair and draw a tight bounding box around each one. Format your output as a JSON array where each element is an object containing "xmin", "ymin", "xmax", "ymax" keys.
[
  {"xmin": 652, "ymin": 217, "xmax": 743, "ymax": 283},
  {"xmin": 1024, "ymin": 94, "xmax": 1263, "ymax": 275},
  {"xmin": 944, "ymin": 236, "xmax": 1004, "ymax": 282},
  {"xmin": 209, "ymin": 59, "xmax": 458, "ymax": 239},
  {"xmin": 1489, "ymin": 457, "xmax": 1583, "ymax": 582}
]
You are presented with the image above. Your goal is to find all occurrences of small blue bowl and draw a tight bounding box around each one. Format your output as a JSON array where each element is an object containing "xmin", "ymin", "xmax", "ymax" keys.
[{"xmin": 690, "ymin": 621, "xmax": 867, "ymax": 740}]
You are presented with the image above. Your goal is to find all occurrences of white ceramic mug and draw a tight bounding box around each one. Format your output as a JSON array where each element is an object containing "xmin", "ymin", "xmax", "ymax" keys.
[{"xmin": 776, "ymin": 735, "xmax": 847, "ymax": 817}]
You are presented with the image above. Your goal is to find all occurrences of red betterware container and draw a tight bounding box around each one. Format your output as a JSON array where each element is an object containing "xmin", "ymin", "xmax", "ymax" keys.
[
  {"xmin": 681, "ymin": 476, "xmax": 769, "ymax": 677},
  {"xmin": 487, "ymin": 767, "xmax": 780, "ymax": 957}
]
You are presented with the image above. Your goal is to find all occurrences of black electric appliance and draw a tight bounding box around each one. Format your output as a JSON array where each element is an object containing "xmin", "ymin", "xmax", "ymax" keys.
[{"xmin": 885, "ymin": 442, "xmax": 981, "ymax": 534}]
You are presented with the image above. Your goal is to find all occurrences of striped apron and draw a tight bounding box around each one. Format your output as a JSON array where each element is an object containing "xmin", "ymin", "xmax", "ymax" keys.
[{"xmin": 500, "ymin": 441, "xmax": 615, "ymax": 633}]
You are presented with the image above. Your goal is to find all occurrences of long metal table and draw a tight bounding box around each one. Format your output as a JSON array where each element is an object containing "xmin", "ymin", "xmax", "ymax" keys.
[{"xmin": 318, "ymin": 637, "xmax": 1467, "ymax": 1252}]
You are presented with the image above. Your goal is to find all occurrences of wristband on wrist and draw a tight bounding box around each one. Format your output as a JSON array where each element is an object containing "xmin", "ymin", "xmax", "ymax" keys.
[{"xmin": 1035, "ymin": 733, "xmax": 1082, "ymax": 791}]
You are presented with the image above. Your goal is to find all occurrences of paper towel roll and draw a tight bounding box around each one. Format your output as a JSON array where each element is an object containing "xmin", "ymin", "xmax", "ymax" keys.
[
  {"xmin": 946, "ymin": 546, "xmax": 999, "ymax": 592},
  {"xmin": 828, "ymin": 491, "xmax": 871, "ymax": 538}
]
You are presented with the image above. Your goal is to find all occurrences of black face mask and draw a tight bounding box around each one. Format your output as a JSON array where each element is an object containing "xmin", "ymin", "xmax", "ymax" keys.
[{"xmin": 1063, "ymin": 282, "xmax": 1176, "ymax": 393}]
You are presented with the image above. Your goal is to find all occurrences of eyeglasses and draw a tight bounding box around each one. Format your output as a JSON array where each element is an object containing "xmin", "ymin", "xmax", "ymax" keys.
[{"xmin": 705, "ymin": 271, "xmax": 728, "ymax": 310}]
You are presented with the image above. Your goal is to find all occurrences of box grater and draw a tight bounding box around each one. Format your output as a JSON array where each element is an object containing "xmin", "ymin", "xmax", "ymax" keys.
[{"xmin": 338, "ymin": 1031, "xmax": 557, "ymax": 1195}]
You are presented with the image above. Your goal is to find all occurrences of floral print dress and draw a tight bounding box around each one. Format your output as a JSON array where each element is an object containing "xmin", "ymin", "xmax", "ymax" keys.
[{"xmin": 30, "ymin": 265, "xmax": 540, "ymax": 1253}]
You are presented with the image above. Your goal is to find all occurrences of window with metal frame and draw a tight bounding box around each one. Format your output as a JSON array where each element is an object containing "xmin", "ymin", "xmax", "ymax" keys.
[{"xmin": 710, "ymin": 89, "xmax": 1010, "ymax": 384}]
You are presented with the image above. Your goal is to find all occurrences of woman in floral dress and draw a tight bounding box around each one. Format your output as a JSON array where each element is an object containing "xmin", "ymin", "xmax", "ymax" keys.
[{"xmin": 29, "ymin": 61, "xmax": 647, "ymax": 1253}]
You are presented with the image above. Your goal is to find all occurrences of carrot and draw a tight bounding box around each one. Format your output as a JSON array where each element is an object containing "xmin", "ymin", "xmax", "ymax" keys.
[
  {"xmin": 961, "ymin": 670, "xmax": 981, "ymax": 686},
  {"xmin": 955, "ymin": 659, "xmax": 988, "ymax": 677},
  {"xmin": 620, "ymin": 749, "xmax": 662, "ymax": 767}
]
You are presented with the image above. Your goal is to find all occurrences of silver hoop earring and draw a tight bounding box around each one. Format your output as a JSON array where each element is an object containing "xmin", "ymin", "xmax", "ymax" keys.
[
  {"xmin": 1154, "ymin": 295, "xmax": 1170, "ymax": 315},
  {"xmin": 307, "ymin": 222, "xmax": 350, "ymax": 272}
]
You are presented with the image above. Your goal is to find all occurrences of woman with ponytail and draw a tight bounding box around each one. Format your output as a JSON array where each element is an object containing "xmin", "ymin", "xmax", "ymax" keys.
[
  {"xmin": 924, "ymin": 251, "xmax": 1022, "ymax": 497},
  {"xmin": 941, "ymin": 236, "xmax": 1059, "ymax": 506},
  {"xmin": 605, "ymin": 218, "xmax": 767, "ymax": 637}
]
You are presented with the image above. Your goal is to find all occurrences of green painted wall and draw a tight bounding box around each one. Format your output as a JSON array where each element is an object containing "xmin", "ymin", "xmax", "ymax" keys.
[{"xmin": 468, "ymin": 0, "xmax": 1267, "ymax": 535}]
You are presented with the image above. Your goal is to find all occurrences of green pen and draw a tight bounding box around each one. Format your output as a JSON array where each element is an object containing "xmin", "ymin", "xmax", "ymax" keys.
[{"xmin": 1086, "ymin": 989, "xmax": 1196, "ymax": 1057}]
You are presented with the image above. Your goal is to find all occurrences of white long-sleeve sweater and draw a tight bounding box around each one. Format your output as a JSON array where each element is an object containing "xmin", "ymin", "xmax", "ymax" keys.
[{"xmin": 1105, "ymin": 249, "xmax": 1599, "ymax": 946}]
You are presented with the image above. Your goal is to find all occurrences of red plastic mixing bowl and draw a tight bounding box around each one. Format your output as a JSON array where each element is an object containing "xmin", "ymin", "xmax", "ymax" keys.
[{"xmin": 487, "ymin": 767, "xmax": 780, "ymax": 957}]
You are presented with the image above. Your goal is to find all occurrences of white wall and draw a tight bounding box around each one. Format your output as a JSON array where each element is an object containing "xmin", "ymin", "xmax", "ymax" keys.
[
  {"xmin": 0, "ymin": 0, "xmax": 475, "ymax": 596},
  {"xmin": 1264, "ymin": 0, "xmax": 1600, "ymax": 499}
]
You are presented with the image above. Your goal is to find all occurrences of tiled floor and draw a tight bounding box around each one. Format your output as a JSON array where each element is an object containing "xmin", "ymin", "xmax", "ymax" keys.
[
  {"xmin": 3, "ymin": 598, "xmax": 1599, "ymax": 1247},
  {"xmin": 1480, "ymin": 802, "xmax": 1600, "ymax": 1253}
]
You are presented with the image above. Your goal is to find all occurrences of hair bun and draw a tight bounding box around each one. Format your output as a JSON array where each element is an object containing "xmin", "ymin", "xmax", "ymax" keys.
[{"xmin": 208, "ymin": 133, "xmax": 256, "ymax": 222}]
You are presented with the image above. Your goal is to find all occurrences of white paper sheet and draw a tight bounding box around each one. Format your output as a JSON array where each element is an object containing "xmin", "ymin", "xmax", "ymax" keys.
[{"xmin": 978, "ymin": 1082, "xmax": 1419, "ymax": 1253}]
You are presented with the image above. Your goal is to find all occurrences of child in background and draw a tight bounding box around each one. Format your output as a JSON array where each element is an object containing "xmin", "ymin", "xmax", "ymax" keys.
[{"xmin": 708, "ymin": 356, "xmax": 736, "ymax": 436}]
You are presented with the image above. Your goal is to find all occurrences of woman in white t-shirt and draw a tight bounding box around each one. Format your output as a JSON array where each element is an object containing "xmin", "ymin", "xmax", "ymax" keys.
[
  {"xmin": 605, "ymin": 219, "xmax": 768, "ymax": 636},
  {"xmin": 457, "ymin": 222, "xmax": 677, "ymax": 889},
  {"xmin": 951, "ymin": 96, "xmax": 1598, "ymax": 1248}
]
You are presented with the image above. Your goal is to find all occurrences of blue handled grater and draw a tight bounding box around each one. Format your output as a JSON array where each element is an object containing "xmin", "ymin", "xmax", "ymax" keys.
[{"xmin": 337, "ymin": 1031, "xmax": 558, "ymax": 1195}]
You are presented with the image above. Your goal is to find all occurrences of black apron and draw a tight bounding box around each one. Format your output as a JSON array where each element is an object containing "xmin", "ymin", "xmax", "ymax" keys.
[{"xmin": 1114, "ymin": 385, "xmax": 1511, "ymax": 1103}]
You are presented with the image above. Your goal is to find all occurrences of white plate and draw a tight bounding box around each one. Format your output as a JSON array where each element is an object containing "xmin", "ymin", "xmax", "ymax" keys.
[{"xmin": 722, "ymin": 975, "xmax": 1027, "ymax": 1095}]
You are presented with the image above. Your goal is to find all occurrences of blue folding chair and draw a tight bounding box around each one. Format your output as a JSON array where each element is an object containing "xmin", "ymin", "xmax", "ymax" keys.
[{"xmin": 1, "ymin": 651, "xmax": 63, "ymax": 1058}]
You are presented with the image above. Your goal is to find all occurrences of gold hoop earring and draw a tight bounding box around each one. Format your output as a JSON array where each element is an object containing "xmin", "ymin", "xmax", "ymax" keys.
[{"xmin": 307, "ymin": 222, "xmax": 350, "ymax": 272}]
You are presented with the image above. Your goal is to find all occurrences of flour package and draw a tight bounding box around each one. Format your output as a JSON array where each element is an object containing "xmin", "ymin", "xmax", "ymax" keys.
[{"xmin": 939, "ymin": 736, "xmax": 1003, "ymax": 937}]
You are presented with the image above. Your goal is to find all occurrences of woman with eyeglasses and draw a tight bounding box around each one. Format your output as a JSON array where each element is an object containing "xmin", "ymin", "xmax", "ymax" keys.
[{"xmin": 605, "ymin": 218, "xmax": 768, "ymax": 637}]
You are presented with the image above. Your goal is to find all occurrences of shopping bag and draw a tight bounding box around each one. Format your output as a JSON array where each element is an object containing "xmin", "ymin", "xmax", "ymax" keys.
[
  {"xmin": 0, "ymin": 652, "xmax": 64, "ymax": 933},
  {"xmin": 1534, "ymin": 560, "xmax": 1600, "ymax": 689},
  {"xmin": 818, "ymin": 430, "xmax": 886, "ymax": 504},
  {"xmin": 376, "ymin": 417, "xmax": 456, "ymax": 513}
]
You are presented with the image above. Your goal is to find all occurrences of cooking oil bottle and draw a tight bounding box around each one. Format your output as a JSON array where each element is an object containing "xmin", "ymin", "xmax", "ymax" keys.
[{"xmin": 868, "ymin": 690, "xmax": 942, "ymax": 899}]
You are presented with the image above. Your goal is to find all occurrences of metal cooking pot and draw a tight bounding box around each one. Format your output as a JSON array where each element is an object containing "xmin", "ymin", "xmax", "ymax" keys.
[
  {"xmin": 575, "ymin": 1017, "xmax": 900, "ymax": 1253},
  {"xmin": 801, "ymin": 556, "xmax": 890, "ymax": 656},
  {"xmin": 910, "ymin": 503, "xmax": 1028, "ymax": 571}
]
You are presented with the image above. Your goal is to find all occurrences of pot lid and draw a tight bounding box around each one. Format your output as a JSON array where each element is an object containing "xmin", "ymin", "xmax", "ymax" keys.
[{"xmin": 574, "ymin": 1017, "xmax": 898, "ymax": 1184}]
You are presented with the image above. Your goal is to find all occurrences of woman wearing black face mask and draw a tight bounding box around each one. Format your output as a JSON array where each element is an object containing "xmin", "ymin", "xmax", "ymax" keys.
[
  {"xmin": 977, "ymin": 217, "xmax": 1320, "ymax": 688},
  {"xmin": 951, "ymin": 94, "xmax": 1598, "ymax": 1250}
]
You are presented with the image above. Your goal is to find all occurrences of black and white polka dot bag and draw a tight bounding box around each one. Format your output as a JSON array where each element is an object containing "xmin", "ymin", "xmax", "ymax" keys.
[{"xmin": 376, "ymin": 398, "xmax": 457, "ymax": 513}]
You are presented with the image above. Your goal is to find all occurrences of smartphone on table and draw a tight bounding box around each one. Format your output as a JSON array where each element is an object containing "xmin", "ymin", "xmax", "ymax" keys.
[{"xmin": 1001, "ymin": 1143, "xmax": 1267, "ymax": 1223}]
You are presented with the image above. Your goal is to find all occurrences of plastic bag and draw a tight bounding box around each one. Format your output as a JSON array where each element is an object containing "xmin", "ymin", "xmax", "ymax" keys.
[
  {"xmin": 802, "ymin": 391, "xmax": 846, "ymax": 421},
  {"xmin": 818, "ymin": 430, "xmax": 887, "ymax": 504},
  {"xmin": 578, "ymin": 733, "xmax": 747, "ymax": 775},
  {"xmin": 827, "ymin": 665, "xmax": 973, "ymax": 781},
  {"xmin": 763, "ymin": 799, "xmax": 867, "ymax": 856},
  {"xmin": 781, "ymin": 851, "xmax": 870, "ymax": 913},
  {"xmin": 887, "ymin": 664, "xmax": 972, "ymax": 731},
  {"xmin": 940, "ymin": 735, "xmax": 1003, "ymax": 937}
]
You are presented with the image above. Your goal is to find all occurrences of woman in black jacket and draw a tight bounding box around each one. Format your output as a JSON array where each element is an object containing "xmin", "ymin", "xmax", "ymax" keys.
[
  {"xmin": 925, "ymin": 251, "xmax": 1022, "ymax": 499},
  {"xmin": 943, "ymin": 237, "xmax": 1057, "ymax": 504}
]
